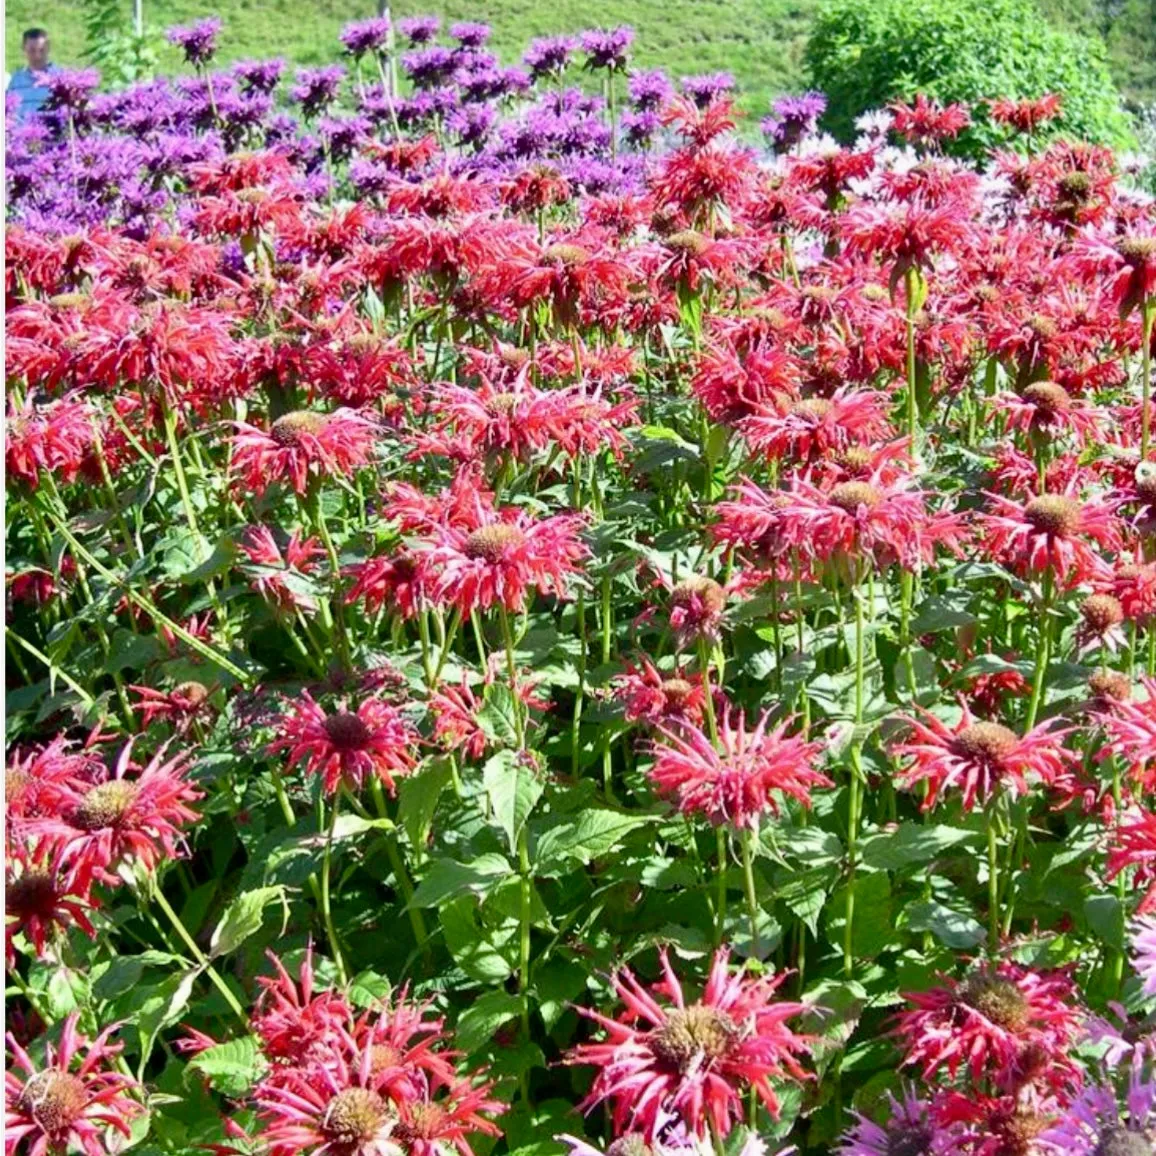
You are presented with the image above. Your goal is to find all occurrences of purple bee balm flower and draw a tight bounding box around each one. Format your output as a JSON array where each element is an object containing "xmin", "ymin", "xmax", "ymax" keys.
[
  {"xmin": 762, "ymin": 90, "xmax": 827, "ymax": 151},
  {"xmin": 402, "ymin": 46, "xmax": 457, "ymax": 90},
  {"xmin": 621, "ymin": 108, "xmax": 661, "ymax": 149},
  {"xmin": 498, "ymin": 68, "xmax": 532, "ymax": 98},
  {"xmin": 458, "ymin": 67, "xmax": 504, "ymax": 103},
  {"xmin": 396, "ymin": 89, "xmax": 455, "ymax": 129},
  {"xmin": 681, "ymin": 72, "xmax": 735, "ymax": 109},
  {"xmin": 348, "ymin": 157, "xmax": 394, "ymax": 197},
  {"xmin": 837, "ymin": 1088, "xmax": 939, "ymax": 1156},
  {"xmin": 358, "ymin": 85, "xmax": 398, "ymax": 126},
  {"xmin": 166, "ymin": 18, "xmax": 222, "ymax": 67},
  {"xmin": 340, "ymin": 17, "xmax": 392, "ymax": 58},
  {"xmin": 523, "ymin": 36, "xmax": 575, "ymax": 80},
  {"xmin": 1038, "ymin": 1067, "xmax": 1156, "ymax": 1153},
  {"xmin": 317, "ymin": 114, "xmax": 371, "ymax": 161},
  {"xmin": 42, "ymin": 68, "xmax": 101, "ymax": 114},
  {"xmin": 580, "ymin": 26, "xmax": 634, "ymax": 72},
  {"xmin": 450, "ymin": 22, "xmax": 491, "ymax": 48},
  {"xmin": 448, "ymin": 102, "xmax": 496, "ymax": 149},
  {"xmin": 398, "ymin": 15, "xmax": 439, "ymax": 45},
  {"xmin": 627, "ymin": 68, "xmax": 673, "ymax": 111},
  {"xmin": 264, "ymin": 113, "xmax": 301, "ymax": 147},
  {"xmin": 291, "ymin": 65, "xmax": 346, "ymax": 119},
  {"xmin": 1132, "ymin": 915, "xmax": 1156, "ymax": 996},
  {"xmin": 233, "ymin": 58, "xmax": 286, "ymax": 95}
]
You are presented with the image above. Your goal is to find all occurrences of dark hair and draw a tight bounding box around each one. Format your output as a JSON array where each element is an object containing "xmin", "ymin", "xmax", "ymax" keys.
[{"xmin": 22, "ymin": 28, "xmax": 48, "ymax": 43}]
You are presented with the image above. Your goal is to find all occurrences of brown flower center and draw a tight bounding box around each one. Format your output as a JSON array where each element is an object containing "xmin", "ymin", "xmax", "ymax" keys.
[
  {"xmin": 392, "ymin": 1103, "xmax": 444, "ymax": 1144},
  {"xmin": 499, "ymin": 346, "xmax": 531, "ymax": 369},
  {"xmin": 463, "ymin": 524, "xmax": 526, "ymax": 563},
  {"xmin": 18, "ymin": 1070, "xmax": 88, "ymax": 1135},
  {"xmin": 1081, "ymin": 594, "xmax": 1124, "ymax": 632},
  {"xmin": 368, "ymin": 1044, "xmax": 401, "ymax": 1075},
  {"xmin": 71, "ymin": 780, "xmax": 138, "ymax": 831},
  {"xmin": 649, "ymin": 1004, "xmax": 739, "ymax": 1073},
  {"xmin": 322, "ymin": 1088, "xmax": 390, "ymax": 1148},
  {"xmin": 886, "ymin": 1126, "xmax": 935, "ymax": 1156},
  {"xmin": 1027, "ymin": 314, "xmax": 1057, "ymax": 338},
  {"xmin": 236, "ymin": 187, "xmax": 271, "ymax": 205},
  {"xmin": 1095, "ymin": 1128, "xmax": 1155, "ymax": 1156},
  {"xmin": 608, "ymin": 1137, "xmax": 654, "ymax": 1156},
  {"xmin": 173, "ymin": 681, "xmax": 211, "ymax": 707},
  {"xmin": 790, "ymin": 398, "xmax": 833, "ymax": 421},
  {"xmin": 1057, "ymin": 171, "xmax": 1092, "ymax": 200},
  {"xmin": 861, "ymin": 284, "xmax": 889, "ymax": 302},
  {"xmin": 833, "ymin": 446, "xmax": 873, "ymax": 474},
  {"xmin": 829, "ymin": 481, "xmax": 881, "ymax": 514},
  {"xmin": 49, "ymin": 292, "xmax": 89, "ymax": 310},
  {"xmin": 660, "ymin": 678, "xmax": 695, "ymax": 707},
  {"xmin": 1024, "ymin": 494, "xmax": 1081, "ymax": 537},
  {"xmin": 270, "ymin": 411, "xmax": 327, "ymax": 447},
  {"xmin": 6, "ymin": 870, "xmax": 59, "ymax": 918},
  {"xmin": 664, "ymin": 230, "xmax": 709, "ymax": 257},
  {"xmin": 544, "ymin": 242, "xmax": 590, "ymax": 267},
  {"xmin": 953, "ymin": 721, "xmax": 1018, "ymax": 764},
  {"xmin": 671, "ymin": 576, "xmax": 727, "ymax": 615},
  {"xmin": 1089, "ymin": 671, "xmax": 1131, "ymax": 702},
  {"xmin": 1021, "ymin": 382, "xmax": 1069, "ymax": 413},
  {"xmin": 323, "ymin": 712, "xmax": 372, "ymax": 751},
  {"xmin": 963, "ymin": 975, "xmax": 1030, "ymax": 1031},
  {"xmin": 1117, "ymin": 236, "xmax": 1156, "ymax": 267},
  {"xmin": 486, "ymin": 393, "xmax": 519, "ymax": 415},
  {"xmin": 1135, "ymin": 476, "xmax": 1156, "ymax": 507}
]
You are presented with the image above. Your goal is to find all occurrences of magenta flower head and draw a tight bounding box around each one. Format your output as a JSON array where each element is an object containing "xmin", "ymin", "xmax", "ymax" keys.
[
  {"xmin": 340, "ymin": 17, "xmax": 392, "ymax": 59},
  {"xmin": 398, "ymin": 15, "xmax": 440, "ymax": 45},
  {"xmin": 166, "ymin": 18, "xmax": 222, "ymax": 67},
  {"xmin": 580, "ymin": 27, "xmax": 634, "ymax": 72}
]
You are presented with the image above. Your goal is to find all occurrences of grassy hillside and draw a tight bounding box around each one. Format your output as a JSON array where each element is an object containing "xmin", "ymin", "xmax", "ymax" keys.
[{"xmin": 4, "ymin": 0, "xmax": 1153, "ymax": 117}]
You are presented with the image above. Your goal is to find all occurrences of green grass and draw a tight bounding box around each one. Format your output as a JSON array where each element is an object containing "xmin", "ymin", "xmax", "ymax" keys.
[{"xmin": 5, "ymin": 0, "xmax": 1152, "ymax": 118}]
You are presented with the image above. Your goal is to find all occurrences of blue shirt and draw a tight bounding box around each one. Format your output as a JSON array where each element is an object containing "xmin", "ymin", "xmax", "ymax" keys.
[{"xmin": 7, "ymin": 66, "xmax": 57, "ymax": 119}]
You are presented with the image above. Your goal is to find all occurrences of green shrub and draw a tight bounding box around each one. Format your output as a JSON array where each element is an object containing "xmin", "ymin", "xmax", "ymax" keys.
[{"xmin": 805, "ymin": 0, "xmax": 1134, "ymax": 156}]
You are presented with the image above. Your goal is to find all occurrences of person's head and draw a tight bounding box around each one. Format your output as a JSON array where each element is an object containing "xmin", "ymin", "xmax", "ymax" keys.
[{"xmin": 22, "ymin": 29, "xmax": 50, "ymax": 71}]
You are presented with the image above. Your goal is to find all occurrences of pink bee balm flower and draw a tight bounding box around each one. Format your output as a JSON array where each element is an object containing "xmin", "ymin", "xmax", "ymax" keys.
[
  {"xmin": 268, "ymin": 692, "xmax": 418, "ymax": 797},
  {"xmin": 738, "ymin": 387, "xmax": 893, "ymax": 465},
  {"xmin": 5, "ymin": 842, "xmax": 96, "ymax": 965},
  {"xmin": 229, "ymin": 408, "xmax": 379, "ymax": 496},
  {"xmin": 895, "ymin": 961, "xmax": 1083, "ymax": 1095},
  {"xmin": 1096, "ymin": 677, "xmax": 1156, "ymax": 790},
  {"xmin": 892, "ymin": 703, "xmax": 1074, "ymax": 812},
  {"xmin": 5, "ymin": 1013, "xmax": 144, "ymax": 1156},
  {"xmin": 649, "ymin": 711, "xmax": 831, "ymax": 830},
  {"xmin": 21, "ymin": 740, "xmax": 202, "ymax": 895},
  {"xmin": 615, "ymin": 657, "xmax": 708, "ymax": 729},
  {"xmin": 566, "ymin": 946, "xmax": 814, "ymax": 1141},
  {"xmin": 426, "ymin": 506, "xmax": 587, "ymax": 617},
  {"xmin": 980, "ymin": 487, "xmax": 1121, "ymax": 589}
]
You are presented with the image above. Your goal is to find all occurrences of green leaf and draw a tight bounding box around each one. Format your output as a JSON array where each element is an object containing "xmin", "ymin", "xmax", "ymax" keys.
[
  {"xmin": 535, "ymin": 810, "xmax": 653, "ymax": 871},
  {"xmin": 911, "ymin": 593, "xmax": 976, "ymax": 634},
  {"xmin": 484, "ymin": 750, "xmax": 544, "ymax": 854},
  {"xmin": 138, "ymin": 969, "xmax": 198, "ymax": 1065},
  {"xmin": 774, "ymin": 865, "xmax": 835, "ymax": 936},
  {"xmin": 398, "ymin": 759, "xmax": 453, "ymax": 852},
  {"xmin": 93, "ymin": 952, "xmax": 180, "ymax": 1002},
  {"xmin": 905, "ymin": 899, "xmax": 985, "ymax": 949},
  {"xmin": 209, "ymin": 886, "xmax": 287, "ymax": 958},
  {"xmin": 476, "ymin": 685, "xmax": 520, "ymax": 747},
  {"xmin": 441, "ymin": 897, "xmax": 516, "ymax": 984},
  {"xmin": 827, "ymin": 872, "xmax": 893, "ymax": 959},
  {"xmin": 348, "ymin": 970, "xmax": 393, "ymax": 1008},
  {"xmin": 186, "ymin": 1037, "xmax": 265, "ymax": 1097},
  {"xmin": 410, "ymin": 853, "xmax": 513, "ymax": 908},
  {"xmin": 1085, "ymin": 894, "xmax": 1125, "ymax": 950},
  {"xmin": 456, "ymin": 990, "xmax": 524, "ymax": 1052},
  {"xmin": 860, "ymin": 823, "xmax": 979, "ymax": 871}
]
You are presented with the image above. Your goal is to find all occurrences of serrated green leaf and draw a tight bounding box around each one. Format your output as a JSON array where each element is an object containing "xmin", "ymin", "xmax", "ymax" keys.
[
  {"xmin": 860, "ymin": 823, "xmax": 979, "ymax": 871},
  {"xmin": 484, "ymin": 750, "xmax": 544, "ymax": 854},
  {"xmin": 409, "ymin": 853, "xmax": 513, "ymax": 908},
  {"xmin": 209, "ymin": 886, "xmax": 287, "ymax": 957},
  {"xmin": 905, "ymin": 899, "xmax": 985, "ymax": 949},
  {"xmin": 456, "ymin": 990, "xmax": 524, "ymax": 1052},
  {"xmin": 186, "ymin": 1036, "xmax": 264, "ymax": 1097},
  {"xmin": 534, "ymin": 810, "xmax": 653, "ymax": 871}
]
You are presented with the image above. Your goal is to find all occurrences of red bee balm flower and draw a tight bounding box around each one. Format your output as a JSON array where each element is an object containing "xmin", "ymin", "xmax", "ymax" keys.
[
  {"xmin": 21, "ymin": 741, "xmax": 202, "ymax": 894},
  {"xmin": 980, "ymin": 488, "xmax": 1121, "ymax": 589},
  {"xmin": 5, "ymin": 843, "xmax": 96, "ymax": 965},
  {"xmin": 426, "ymin": 507, "xmax": 587, "ymax": 617},
  {"xmin": 5, "ymin": 1013, "xmax": 144, "ymax": 1156},
  {"xmin": 892, "ymin": 704, "xmax": 1073, "ymax": 811},
  {"xmin": 895, "ymin": 962, "xmax": 1082, "ymax": 1095},
  {"xmin": 649, "ymin": 711, "xmax": 830, "ymax": 830},
  {"xmin": 269, "ymin": 692, "xmax": 418, "ymax": 796},
  {"xmin": 229, "ymin": 408, "xmax": 379, "ymax": 496},
  {"xmin": 567, "ymin": 946, "xmax": 813, "ymax": 1141}
]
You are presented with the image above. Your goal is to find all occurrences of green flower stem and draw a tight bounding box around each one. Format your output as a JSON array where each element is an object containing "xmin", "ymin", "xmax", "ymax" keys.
[
  {"xmin": 904, "ymin": 267, "xmax": 921, "ymax": 444},
  {"xmin": 1025, "ymin": 569, "xmax": 1054, "ymax": 729},
  {"xmin": 371, "ymin": 780, "xmax": 432, "ymax": 965},
  {"xmin": 6, "ymin": 628, "xmax": 97, "ymax": 709},
  {"xmin": 321, "ymin": 795, "xmax": 349, "ymax": 986},
  {"xmin": 715, "ymin": 827, "xmax": 729, "ymax": 946},
  {"xmin": 306, "ymin": 487, "xmax": 351, "ymax": 670},
  {"xmin": 741, "ymin": 827, "xmax": 762, "ymax": 958},
  {"xmin": 1141, "ymin": 299, "xmax": 1154, "ymax": 461},
  {"xmin": 499, "ymin": 603, "xmax": 526, "ymax": 749},
  {"xmin": 150, "ymin": 886, "xmax": 247, "ymax": 1025},
  {"xmin": 431, "ymin": 608, "xmax": 462, "ymax": 685},
  {"xmin": 844, "ymin": 569, "xmax": 866, "ymax": 979},
  {"xmin": 518, "ymin": 825, "xmax": 533, "ymax": 1034},
  {"xmin": 985, "ymin": 799, "xmax": 1000, "ymax": 953}
]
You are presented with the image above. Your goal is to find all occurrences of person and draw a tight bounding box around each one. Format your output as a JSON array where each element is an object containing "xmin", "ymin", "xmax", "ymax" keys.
[{"xmin": 7, "ymin": 28, "xmax": 57, "ymax": 120}]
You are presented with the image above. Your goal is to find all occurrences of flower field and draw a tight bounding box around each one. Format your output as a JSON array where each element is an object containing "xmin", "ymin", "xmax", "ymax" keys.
[{"xmin": 6, "ymin": 16, "xmax": 1156, "ymax": 1156}]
